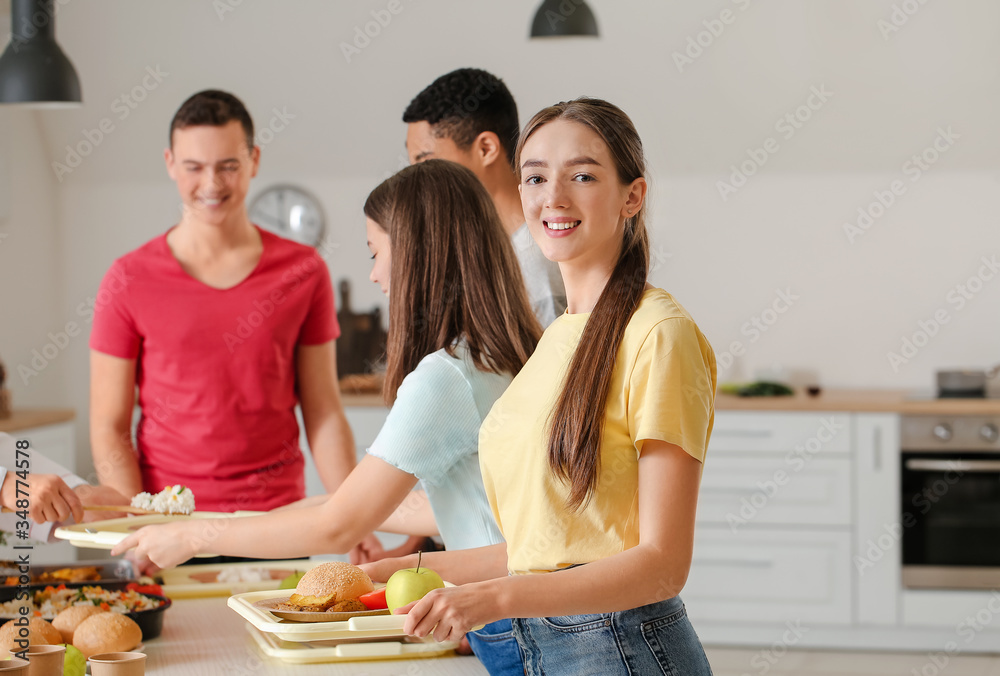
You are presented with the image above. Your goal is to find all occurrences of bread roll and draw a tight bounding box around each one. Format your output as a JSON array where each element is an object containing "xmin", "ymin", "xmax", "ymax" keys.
[
  {"xmin": 72, "ymin": 612, "xmax": 141, "ymax": 658},
  {"xmin": 52, "ymin": 605, "xmax": 107, "ymax": 644},
  {"xmin": 287, "ymin": 561, "xmax": 374, "ymax": 611},
  {"xmin": 0, "ymin": 617, "xmax": 61, "ymax": 653}
]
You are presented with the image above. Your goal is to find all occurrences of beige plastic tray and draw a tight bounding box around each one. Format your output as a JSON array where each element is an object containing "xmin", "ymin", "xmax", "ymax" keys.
[
  {"xmin": 229, "ymin": 587, "xmax": 468, "ymax": 642},
  {"xmin": 245, "ymin": 624, "xmax": 457, "ymax": 664},
  {"xmin": 54, "ymin": 511, "xmax": 263, "ymax": 554},
  {"xmin": 159, "ymin": 560, "xmax": 320, "ymax": 598}
]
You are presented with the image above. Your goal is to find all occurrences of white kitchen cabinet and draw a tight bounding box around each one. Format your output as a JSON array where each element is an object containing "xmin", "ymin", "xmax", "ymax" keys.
[
  {"xmin": 684, "ymin": 527, "xmax": 853, "ymax": 625},
  {"xmin": 699, "ymin": 455, "xmax": 852, "ymax": 527},
  {"xmin": 688, "ymin": 411, "xmax": 856, "ymax": 632},
  {"xmin": 853, "ymin": 413, "xmax": 901, "ymax": 626}
]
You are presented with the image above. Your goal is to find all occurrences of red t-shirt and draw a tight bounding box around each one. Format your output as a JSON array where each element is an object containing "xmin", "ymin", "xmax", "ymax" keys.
[{"xmin": 90, "ymin": 227, "xmax": 340, "ymax": 512}]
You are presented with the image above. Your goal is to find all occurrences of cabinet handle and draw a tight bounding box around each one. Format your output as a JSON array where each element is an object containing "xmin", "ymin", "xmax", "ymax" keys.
[
  {"xmin": 713, "ymin": 430, "xmax": 774, "ymax": 439},
  {"xmin": 696, "ymin": 558, "xmax": 774, "ymax": 568},
  {"xmin": 905, "ymin": 459, "xmax": 1000, "ymax": 473},
  {"xmin": 873, "ymin": 427, "xmax": 882, "ymax": 471}
]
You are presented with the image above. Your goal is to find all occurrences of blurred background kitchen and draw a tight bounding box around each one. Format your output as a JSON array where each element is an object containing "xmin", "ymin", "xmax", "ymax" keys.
[{"xmin": 1, "ymin": 1, "xmax": 999, "ymax": 673}]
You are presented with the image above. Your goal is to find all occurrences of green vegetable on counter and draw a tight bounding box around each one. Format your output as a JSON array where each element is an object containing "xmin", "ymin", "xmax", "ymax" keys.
[{"xmin": 719, "ymin": 381, "xmax": 795, "ymax": 397}]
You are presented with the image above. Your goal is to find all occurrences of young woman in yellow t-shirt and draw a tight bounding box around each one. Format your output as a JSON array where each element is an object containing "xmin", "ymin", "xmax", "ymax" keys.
[{"xmin": 363, "ymin": 98, "xmax": 717, "ymax": 675}]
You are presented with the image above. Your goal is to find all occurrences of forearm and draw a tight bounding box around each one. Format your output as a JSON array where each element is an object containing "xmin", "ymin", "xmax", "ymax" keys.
[
  {"xmin": 90, "ymin": 426, "xmax": 142, "ymax": 498},
  {"xmin": 488, "ymin": 543, "xmax": 686, "ymax": 620},
  {"xmin": 306, "ymin": 410, "xmax": 357, "ymax": 492},
  {"xmin": 188, "ymin": 502, "xmax": 372, "ymax": 560},
  {"xmin": 377, "ymin": 490, "xmax": 439, "ymax": 536}
]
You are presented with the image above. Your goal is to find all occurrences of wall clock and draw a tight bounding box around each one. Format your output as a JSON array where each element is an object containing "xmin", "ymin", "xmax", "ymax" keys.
[{"xmin": 249, "ymin": 185, "xmax": 325, "ymax": 247}]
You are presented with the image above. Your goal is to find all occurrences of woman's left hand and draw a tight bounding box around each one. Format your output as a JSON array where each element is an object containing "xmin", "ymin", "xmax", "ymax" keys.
[
  {"xmin": 398, "ymin": 583, "xmax": 495, "ymax": 643},
  {"xmin": 111, "ymin": 521, "xmax": 199, "ymax": 570}
]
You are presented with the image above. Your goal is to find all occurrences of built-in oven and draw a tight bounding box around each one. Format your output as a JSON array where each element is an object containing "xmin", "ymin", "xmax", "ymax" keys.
[{"xmin": 901, "ymin": 414, "xmax": 1000, "ymax": 589}]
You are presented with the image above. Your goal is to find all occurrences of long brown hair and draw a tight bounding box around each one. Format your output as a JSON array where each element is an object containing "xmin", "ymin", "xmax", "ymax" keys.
[
  {"xmin": 363, "ymin": 159, "xmax": 541, "ymax": 405},
  {"xmin": 515, "ymin": 98, "xmax": 650, "ymax": 511}
]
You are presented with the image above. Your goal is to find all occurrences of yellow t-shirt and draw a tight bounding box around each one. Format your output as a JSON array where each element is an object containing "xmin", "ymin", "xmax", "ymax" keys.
[{"xmin": 478, "ymin": 288, "xmax": 717, "ymax": 574}]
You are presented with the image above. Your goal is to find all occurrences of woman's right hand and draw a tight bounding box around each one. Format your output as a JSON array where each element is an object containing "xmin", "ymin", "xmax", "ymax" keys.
[{"xmin": 358, "ymin": 552, "xmax": 416, "ymax": 583}]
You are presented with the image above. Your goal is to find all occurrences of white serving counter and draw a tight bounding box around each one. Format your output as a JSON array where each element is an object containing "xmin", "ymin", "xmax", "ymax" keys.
[{"xmin": 142, "ymin": 596, "xmax": 487, "ymax": 675}]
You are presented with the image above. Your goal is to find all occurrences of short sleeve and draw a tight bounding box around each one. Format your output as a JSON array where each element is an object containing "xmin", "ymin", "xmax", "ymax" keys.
[
  {"xmin": 89, "ymin": 259, "xmax": 142, "ymax": 359},
  {"xmin": 628, "ymin": 318, "xmax": 717, "ymax": 462},
  {"xmin": 298, "ymin": 255, "xmax": 340, "ymax": 345},
  {"xmin": 367, "ymin": 354, "xmax": 479, "ymax": 487}
]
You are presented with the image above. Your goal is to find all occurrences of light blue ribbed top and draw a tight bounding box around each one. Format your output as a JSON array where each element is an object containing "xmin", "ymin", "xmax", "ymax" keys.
[{"xmin": 367, "ymin": 341, "xmax": 510, "ymax": 551}]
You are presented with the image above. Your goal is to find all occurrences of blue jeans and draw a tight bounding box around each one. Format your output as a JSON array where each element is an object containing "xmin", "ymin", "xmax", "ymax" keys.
[
  {"xmin": 512, "ymin": 596, "xmax": 713, "ymax": 676},
  {"xmin": 467, "ymin": 618, "xmax": 525, "ymax": 676}
]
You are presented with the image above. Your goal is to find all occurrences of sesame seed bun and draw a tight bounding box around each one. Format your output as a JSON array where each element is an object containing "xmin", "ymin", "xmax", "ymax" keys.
[
  {"xmin": 288, "ymin": 562, "xmax": 374, "ymax": 611},
  {"xmin": 53, "ymin": 605, "xmax": 108, "ymax": 644},
  {"xmin": 72, "ymin": 612, "xmax": 141, "ymax": 658},
  {"xmin": 0, "ymin": 617, "xmax": 61, "ymax": 652}
]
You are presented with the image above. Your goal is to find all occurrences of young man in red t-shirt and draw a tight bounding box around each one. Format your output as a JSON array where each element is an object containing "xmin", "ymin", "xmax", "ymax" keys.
[{"xmin": 89, "ymin": 91, "xmax": 362, "ymax": 529}]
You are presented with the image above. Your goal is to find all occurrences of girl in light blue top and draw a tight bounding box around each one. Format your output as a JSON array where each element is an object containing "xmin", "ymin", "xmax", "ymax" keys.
[{"xmin": 116, "ymin": 158, "xmax": 539, "ymax": 563}]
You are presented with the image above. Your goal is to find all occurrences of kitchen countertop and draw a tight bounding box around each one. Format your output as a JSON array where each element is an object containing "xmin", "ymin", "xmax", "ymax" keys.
[
  {"xmin": 0, "ymin": 409, "xmax": 75, "ymax": 433},
  {"xmin": 342, "ymin": 388, "xmax": 1000, "ymax": 415},
  {"xmin": 144, "ymin": 595, "xmax": 486, "ymax": 675}
]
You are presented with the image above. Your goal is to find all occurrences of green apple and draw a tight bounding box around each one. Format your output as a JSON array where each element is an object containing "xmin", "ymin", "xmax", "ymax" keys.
[
  {"xmin": 62, "ymin": 645, "xmax": 86, "ymax": 676},
  {"xmin": 385, "ymin": 552, "xmax": 445, "ymax": 613},
  {"xmin": 279, "ymin": 571, "xmax": 306, "ymax": 590}
]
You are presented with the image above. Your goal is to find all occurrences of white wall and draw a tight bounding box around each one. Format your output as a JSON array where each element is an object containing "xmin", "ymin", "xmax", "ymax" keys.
[{"xmin": 1, "ymin": 0, "xmax": 999, "ymax": 468}]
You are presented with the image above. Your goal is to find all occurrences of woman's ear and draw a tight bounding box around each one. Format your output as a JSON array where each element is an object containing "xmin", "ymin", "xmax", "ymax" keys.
[{"xmin": 622, "ymin": 177, "xmax": 647, "ymax": 218}]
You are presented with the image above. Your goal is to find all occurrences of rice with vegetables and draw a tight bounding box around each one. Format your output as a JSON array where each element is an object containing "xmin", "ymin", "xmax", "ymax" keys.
[{"xmin": 0, "ymin": 585, "xmax": 165, "ymax": 619}]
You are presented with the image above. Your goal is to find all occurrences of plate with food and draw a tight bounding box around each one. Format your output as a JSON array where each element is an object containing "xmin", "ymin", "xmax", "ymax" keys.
[
  {"xmin": 0, "ymin": 584, "xmax": 170, "ymax": 642},
  {"xmin": 251, "ymin": 561, "xmax": 389, "ymax": 623}
]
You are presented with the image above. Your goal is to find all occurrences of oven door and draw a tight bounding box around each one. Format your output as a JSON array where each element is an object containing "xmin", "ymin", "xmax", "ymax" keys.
[{"xmin": 901, "ymin": 452, "xmax": 1000, "ymax": 589}]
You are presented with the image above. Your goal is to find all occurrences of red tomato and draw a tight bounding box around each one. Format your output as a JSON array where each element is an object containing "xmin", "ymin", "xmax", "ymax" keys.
[
  {"xmin": 126, "ymin": 582, "xmax": 164, "ymax": 597},
  {"xmin": 358, "ymin": 587, "xmax": 387, "ymax": 611}
]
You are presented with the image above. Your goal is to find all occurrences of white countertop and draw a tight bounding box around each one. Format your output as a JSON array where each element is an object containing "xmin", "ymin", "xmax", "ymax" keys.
[{"xmin": 143, "ymin": 596, "xmax": 488, "ymax": 675}]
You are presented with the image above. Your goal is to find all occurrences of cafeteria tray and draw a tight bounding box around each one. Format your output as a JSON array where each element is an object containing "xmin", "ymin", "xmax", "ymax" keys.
[
  {"xmin": 54, "ymin": 511, "xmax": 263, "ymax": 554},
  {"xmin": 159, "ymin": 560, "xmax": 319, "ymax": 598},
  {"xmin": 245, "ymin": 624, "xmax": 457, "ymax": 664},
  {"xmin": 229, "ymin": 588, "xmax": 448, "ymax": 642}
]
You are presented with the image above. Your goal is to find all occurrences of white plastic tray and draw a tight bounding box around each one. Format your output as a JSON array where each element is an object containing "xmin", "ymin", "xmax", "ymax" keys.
[
  {"xmin": 245, "ymin": 624, "xmax": 458, "ymax": 664},
  {"xmin": 54, "ymin": 511, "xmax": 263, "ymax": 553},
  {"xmin": 228, "ymin": 588, "xmax": 416, "ymax": 642}
]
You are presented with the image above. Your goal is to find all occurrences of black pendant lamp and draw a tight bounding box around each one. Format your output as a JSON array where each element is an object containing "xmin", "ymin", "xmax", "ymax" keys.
[
  {"xmin": 0, "ymin": 0, "xmax": 82, "ymax": 107},
  {"xmin": 530, "ymin": 0, "xmax": 599, "ymax": 38}
]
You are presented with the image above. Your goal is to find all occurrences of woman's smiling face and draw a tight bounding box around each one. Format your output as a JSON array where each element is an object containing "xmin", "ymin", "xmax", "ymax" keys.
[{"xmin": 518, "ymin": 119, "xmax": 638, "ymax": 270}]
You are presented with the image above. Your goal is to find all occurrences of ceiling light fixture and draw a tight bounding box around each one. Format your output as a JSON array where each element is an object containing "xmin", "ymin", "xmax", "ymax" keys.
[
  {"xmin": 530, "ymin": 0, "xmax": 599, "ymax": 38},
  {"xmin": 0, "ymin": 0, "xmax": 81, "ymax": 107}
]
